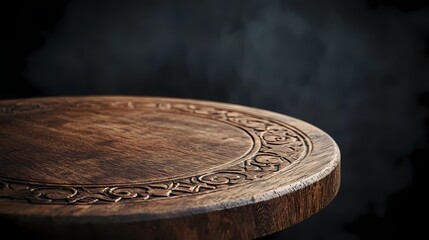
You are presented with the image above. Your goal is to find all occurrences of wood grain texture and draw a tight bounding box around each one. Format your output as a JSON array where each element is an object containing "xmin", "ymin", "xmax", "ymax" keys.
[{"xmin": 0, "ymin": 96, "xmax": 340, "ymax": 239}]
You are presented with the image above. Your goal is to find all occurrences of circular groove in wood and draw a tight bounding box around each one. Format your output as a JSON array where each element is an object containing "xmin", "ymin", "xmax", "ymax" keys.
[
  {"xmin": 0, "ymin": 97, "xmax": 311, "ymax": 204},
  {"xmin": 0, "ymin": 111, "xmax": 256, "ymax": 185}
]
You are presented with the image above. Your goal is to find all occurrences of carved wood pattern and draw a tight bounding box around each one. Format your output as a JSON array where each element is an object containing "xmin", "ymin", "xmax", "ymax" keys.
[{"xmin": 0, "ymin": 100, "xmax": 311, "ymax": 204}]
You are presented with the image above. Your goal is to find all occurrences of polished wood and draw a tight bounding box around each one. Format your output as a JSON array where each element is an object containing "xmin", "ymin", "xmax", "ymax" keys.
[{"xmin": 0, "ymin": 96, "xmax": 340, "ymax": 239}]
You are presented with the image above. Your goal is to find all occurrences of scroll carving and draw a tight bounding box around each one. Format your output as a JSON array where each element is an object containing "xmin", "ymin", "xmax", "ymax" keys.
[{"xmin": 0, "ymin": 100, "xmax": 311, "ymax": 204}]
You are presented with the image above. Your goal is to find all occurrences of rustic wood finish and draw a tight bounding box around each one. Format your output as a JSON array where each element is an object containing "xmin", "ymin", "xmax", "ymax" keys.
[{"xmin": 0, "ymin": 96, "xmax": 340, "ymax": 239}]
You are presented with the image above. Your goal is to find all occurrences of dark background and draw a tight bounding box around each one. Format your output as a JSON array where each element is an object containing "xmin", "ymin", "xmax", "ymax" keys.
[{"xmin": 2, "ymin": 0, "xmax": 428, "ymax": 239}]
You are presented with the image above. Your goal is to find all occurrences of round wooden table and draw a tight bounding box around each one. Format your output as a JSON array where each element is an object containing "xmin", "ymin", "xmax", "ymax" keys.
[{"xmin": 0, "ymin": 96, "xmax": 340, "ymax": 239}]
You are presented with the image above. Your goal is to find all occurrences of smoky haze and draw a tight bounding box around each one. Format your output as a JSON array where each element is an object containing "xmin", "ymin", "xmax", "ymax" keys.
[{"xmin": 20, "ymin": 0, "xmax": 429, "ymax": 239}]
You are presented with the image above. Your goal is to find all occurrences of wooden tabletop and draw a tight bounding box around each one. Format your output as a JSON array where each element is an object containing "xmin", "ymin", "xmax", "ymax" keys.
[{"xmin": 0, "ymin": 96, "xmax": 340, "ymax": 239}]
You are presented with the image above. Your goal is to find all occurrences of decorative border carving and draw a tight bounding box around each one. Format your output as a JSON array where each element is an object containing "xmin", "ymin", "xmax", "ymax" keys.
[{"xmin": 0, "ymin": 100, "xmax": 311, "ymax": 204}]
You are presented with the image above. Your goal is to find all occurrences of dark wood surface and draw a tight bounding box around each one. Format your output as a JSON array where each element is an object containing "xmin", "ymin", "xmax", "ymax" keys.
[{"xmin": 0, "ymin": 96, "xmax": 340, "ymax": 239}]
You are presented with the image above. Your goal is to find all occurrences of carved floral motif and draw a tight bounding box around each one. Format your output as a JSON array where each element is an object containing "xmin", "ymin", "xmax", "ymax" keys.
[{"xmin": 0, "ymin": 100, "xmax": 311, "ymax": 204}]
